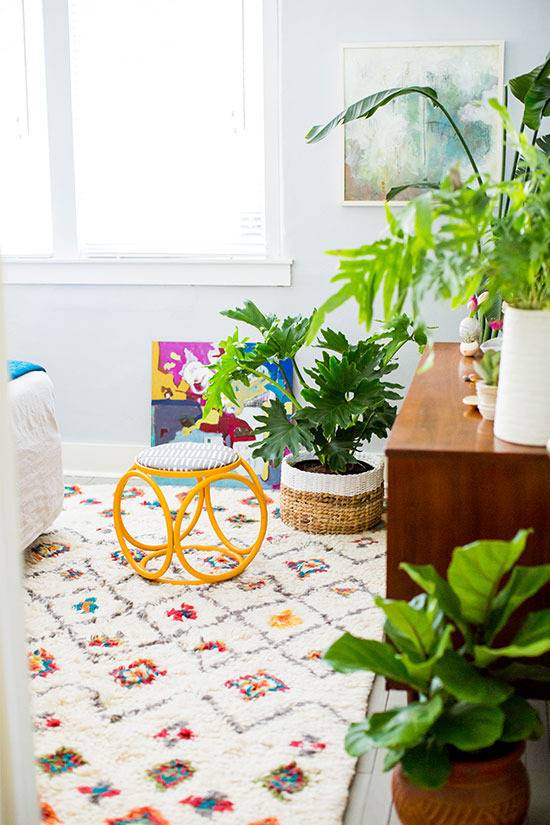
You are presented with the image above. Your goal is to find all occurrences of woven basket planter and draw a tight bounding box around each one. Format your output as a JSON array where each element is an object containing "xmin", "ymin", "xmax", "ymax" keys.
[{"xmin": 280, "ymin": 453, "xmax": 384, "ymax": 534}]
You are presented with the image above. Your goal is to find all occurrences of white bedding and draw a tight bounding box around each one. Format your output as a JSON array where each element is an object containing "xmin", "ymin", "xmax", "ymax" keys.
[{"xmin": 9, "ymin": 371, "xmax": 63, "ymax": 548}]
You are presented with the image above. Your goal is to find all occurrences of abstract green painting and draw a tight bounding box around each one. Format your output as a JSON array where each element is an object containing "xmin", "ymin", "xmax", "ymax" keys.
[{"xmin": 343, "ymin": 42, "xmax": 504, "ymax": 203}]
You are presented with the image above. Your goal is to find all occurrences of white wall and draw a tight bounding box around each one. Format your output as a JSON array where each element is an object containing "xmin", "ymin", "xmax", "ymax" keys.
[{"xmin": 5, "ymin": 0, "xmax": 550, "ymax": 450}]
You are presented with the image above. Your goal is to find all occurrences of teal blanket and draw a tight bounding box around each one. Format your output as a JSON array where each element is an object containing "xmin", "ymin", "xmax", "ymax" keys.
[{"xmin": 7, "ymin": 360, "xmax": 46, "ymax": 381}]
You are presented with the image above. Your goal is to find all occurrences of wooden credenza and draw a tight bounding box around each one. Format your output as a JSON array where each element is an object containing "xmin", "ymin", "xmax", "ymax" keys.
[{"xmin": 386, "ymin": 343, "xmax": 550, "ymax": 696}]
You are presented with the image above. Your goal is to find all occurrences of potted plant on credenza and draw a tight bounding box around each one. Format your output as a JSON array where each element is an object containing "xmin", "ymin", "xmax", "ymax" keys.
[
  {"xmin": 325, "ymin": 529, "xmax": 550, "ymax": 825},
  {"xmin": 202, "ymin": 302, "xmax": 420, "ymax": 533}
]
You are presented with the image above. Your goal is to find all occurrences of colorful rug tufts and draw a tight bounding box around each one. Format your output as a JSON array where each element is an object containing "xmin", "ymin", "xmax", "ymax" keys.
[{"xmin": 26, "ymin": 483, "xmax": 385, "ymax": 824}]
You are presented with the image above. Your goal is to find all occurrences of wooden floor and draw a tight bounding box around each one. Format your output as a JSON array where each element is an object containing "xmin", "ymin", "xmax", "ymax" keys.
[
  {"xmin": 344, "ymin": 676, "xmax": 550, "ymax": 825},
  {"xmin": 66, "ymin": 478, "xmax": 550, "ymax": 824}
]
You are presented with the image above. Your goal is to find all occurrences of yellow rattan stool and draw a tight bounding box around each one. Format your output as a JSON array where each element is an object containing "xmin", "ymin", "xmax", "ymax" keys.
[{"xmin": 113, "ymin": 443, "xmax": 268, "ymax": 586}]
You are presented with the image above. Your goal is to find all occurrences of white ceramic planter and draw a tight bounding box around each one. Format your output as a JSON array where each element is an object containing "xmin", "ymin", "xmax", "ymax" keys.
[
  {"xmin": 476, "ymin": 382, "xmax": 497, "ymax": 421},
  {"xmin": 494, "ymin": 306, "xmax": 550, "ymax": 446},
  {"xmin": 280, "ymin": 452, "xmax": 384, "ymax": 534}
]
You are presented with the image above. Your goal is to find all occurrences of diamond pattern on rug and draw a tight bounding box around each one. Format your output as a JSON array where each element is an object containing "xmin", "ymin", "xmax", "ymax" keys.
[{"xmin": 26, "ymin": 484, "xmax": 385, "ymax": 824}]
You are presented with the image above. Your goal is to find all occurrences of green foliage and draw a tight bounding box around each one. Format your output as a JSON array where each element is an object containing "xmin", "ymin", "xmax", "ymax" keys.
[
  {"xmin": 305, "ymin": 52, "xmax": 550, "ymax": 339},
  {"xmin": 474, "ymin": 350, "xmax": 500, "ymax": 385},
  {"xmin": 203, "ymin": 301, "xmax": 417, "ymax": 473},
  {"xmin": 324, "ymin": 530, "xmax": 549, "ymax": 790},
  {"xmin": 305, "ymin": 86, "xmax": 438, "ymax": 144}
]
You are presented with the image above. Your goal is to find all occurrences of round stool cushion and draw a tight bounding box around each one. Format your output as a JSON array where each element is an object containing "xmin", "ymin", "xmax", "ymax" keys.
[{"xmin": 136, "ymin": 442, "xmax": 238, "ymax": 472}]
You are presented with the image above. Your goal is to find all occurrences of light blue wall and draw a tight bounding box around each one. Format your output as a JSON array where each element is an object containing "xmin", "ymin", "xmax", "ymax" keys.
[{"xmin": 5, "ymin": 0, "xmax": 549, "ymax": 446}]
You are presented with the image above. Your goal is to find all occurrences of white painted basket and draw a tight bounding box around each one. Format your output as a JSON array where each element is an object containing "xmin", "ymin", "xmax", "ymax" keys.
[
  {"xmin": 494, "ymin": 306, "xmax": 550, "ymax": 446},
  {"xmin": 280, "ymin": 452, "xmax": 384, "ymax": 534}
]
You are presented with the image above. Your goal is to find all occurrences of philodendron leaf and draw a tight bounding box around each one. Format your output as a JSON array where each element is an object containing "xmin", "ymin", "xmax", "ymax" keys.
[
  {"xmin": 400, "ymin": 563, "xmax": 468, "ymax": 636},
  {"xmin": 500, "ymin": 696, "xmax": 544, "ymax": 743},
  {"xmin": 485, "ymin": 564, "xmax": 550, "ymax": 644},
  {"xmin": 492, "ymin": 663, "xmax": 550, "ymax": 683},
  {"xmin": 345, "ymin": 696, "xmax": 444, "ymax": 757},
  {"xmin": 537, "ymin": 134, "xmax": 550, "ymax": 156},
  {"xmin": 374, "ymin": 597, "xmax": 436, "ymax": 658},
  {"xmin": 252, "ymin": 398, "xmax": 314, "ymax": 467},
  {"xmin": 324, "ymin": 633, "xmax": 412, "ymax": 685},
  {"xmin": 434, "ymin": 650, "xmax": 512, "ymax": 705},
  {"xmin": 433, "ymin": 703, "xmax": 504, "ymax": 751},
  {"xmin": 474, "ymin": 609, "xmax": 550, "ymax": 667},
  {"xmin": 447, "ymin": 529, "xmax": 532, "ymax": 625},
  {"xmin": 400, "ymin": 741, "xmax": 450, "ymax": 790},
  {"xmin": 306, "ymin": 85, "xmax": 438, "ymax": 144},
  {"xmin": 221, "ymin": 300, "xmax": 276, "ymax": 333},
  {"xmin": 386, "ymin": 181, "xmax": 440, "ymax": 201}
]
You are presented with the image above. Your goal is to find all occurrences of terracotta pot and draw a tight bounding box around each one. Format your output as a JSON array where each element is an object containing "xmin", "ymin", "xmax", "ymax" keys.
[{"xmin": 392, "ymin": 743, "xmax": 529, "ymax": 825}]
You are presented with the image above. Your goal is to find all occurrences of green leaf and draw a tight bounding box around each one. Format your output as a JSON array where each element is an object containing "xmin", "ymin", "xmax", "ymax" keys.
[
  {"xmin": 474, "ymin": 609, "xmax": 550, "ymax": 667},
  {"xmin": 399, "ymin": 563, "xmax": 468, "ymax": 635},
  {"xmin": 524, "ymin": 76, "xmax": 550, "ymax": 130},
  {"xmin": 253, "ymin": 314, "xmax": 312, "ymax": 362},
  {"xmin": 305, "ymin": 86, "xmax": 438, "ymax": 144},
  {"xmin": 386, "ymin": 181, "xmax": 440, "ymax": 201},
  {"xmin": 537, "ymin": 134, "xmax": 550, "ymax": 156},
  {"xmin": 315, "ymin": 327, "xmax": 350, "ymax": 354},
  {"xmin": 251, "ymin": 398, "xmax": 314, "ymax": 467},
  {"xmin": 500, "ymin": 696, "xmax": 543, "ymax": 743},
  {"xmin": 202, "ymin": 329, "xmax": 244, "ymax": 416},
  {"xmin": 400, "ymin": 741, "xmax": 450, "ymax": 789},
  {"xmin": 447, "ymin": 529, "xmax": 532, "ymax": 625},
  {"xmin": 375, "ymin": 597, "xmax": 436, "ymax": 658},
  {"xmin": 433, "ymin": 651, "xmax": 512, "ymax": 706},
  {"xmin": 509, "ymin": 64, "xmax": 544, "ymax": 103},
  {"xmin": 485, "ymin": 564, "xmax": 550, "ymax": 643},
  {"xmin": 221, "ymin": 300, "xmax": 276, "ymax": 333},
  {"xmin": 383, "ymin": 749, "xmax": 405, "ymax": 771},
  {"xmin": 399, "ymin": 624, "xmax": 454, "ymax": 685},
  {"xmin": 345, "ymin": 696, "xmax": 444, "ymax": 757},
  {"xmin": 492, "ymin": 663, "xmax": 550, "ymax": 683},
  {"xmin": 433, "ymin": 703, "xmax": 504, "ymax": 751},
  {"xmin": 324, "ymin": 633, "xmax": 412, "ymax": 684}
]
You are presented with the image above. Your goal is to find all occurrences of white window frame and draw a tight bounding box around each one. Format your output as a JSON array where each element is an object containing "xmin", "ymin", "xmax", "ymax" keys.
[{"xmin": 3, "ymin": 0, "xmax": 291, "ymax": 287}]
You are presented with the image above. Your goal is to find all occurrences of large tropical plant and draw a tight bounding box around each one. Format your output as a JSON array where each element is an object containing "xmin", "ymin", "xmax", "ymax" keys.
[
  {"xmin": 202, "ymin": 302, "xmax": 422, "ymax": 473},
  {"xmin": 305, "ymin": 52, "xmax": 550, "ymax": 342},
  {"xmin": 325, "ymin": 529, "xmax": 550, "ymax": 789},
  {"xmin": 306, "ymin": 106, "xmax": 549, "ymax": 345}
]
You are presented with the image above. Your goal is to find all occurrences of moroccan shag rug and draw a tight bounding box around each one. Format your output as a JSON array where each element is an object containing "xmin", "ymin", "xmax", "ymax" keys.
[{"xmin": 25, "ymin": 482, "xmax": 385, "ymax": 825}]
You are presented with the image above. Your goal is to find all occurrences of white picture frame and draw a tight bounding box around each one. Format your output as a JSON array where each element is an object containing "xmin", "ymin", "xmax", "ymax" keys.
[{"xmin": 340, "ymin": 41, "xmax": 505, "ymax": 205}]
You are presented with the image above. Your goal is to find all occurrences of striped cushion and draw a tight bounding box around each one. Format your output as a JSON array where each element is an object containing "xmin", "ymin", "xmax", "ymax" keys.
[{"xmin": 136, "ymin": 442, "xmax": 238, "ymax": 472}]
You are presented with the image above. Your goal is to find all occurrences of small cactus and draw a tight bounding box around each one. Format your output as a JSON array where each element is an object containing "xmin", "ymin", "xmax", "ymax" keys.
[{"xmin": 459, "ymin": 316, "xmax": 481, "ymax": 343}]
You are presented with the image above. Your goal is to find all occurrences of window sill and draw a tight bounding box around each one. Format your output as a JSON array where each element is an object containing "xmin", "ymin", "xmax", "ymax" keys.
[{"xmin": 1, "ymin": 257, "xmax": 293, "ymax": 287}]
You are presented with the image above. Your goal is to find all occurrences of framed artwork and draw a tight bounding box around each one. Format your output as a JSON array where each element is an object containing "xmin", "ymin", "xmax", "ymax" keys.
[
  {"xmin": 342, "ymin": 41, "xmax": 504, "ymax": 204},
  {"xmin": 151, "ymin": 341, "xmax": 292, "ymax": 488}
]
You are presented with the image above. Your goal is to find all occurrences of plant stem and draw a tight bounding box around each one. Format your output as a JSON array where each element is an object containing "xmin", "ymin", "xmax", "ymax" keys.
[
  {"xmin": 276, "ymin": 358, "xmax": 294, "ymax": 394},
  {"xmin": 247, "ymin": 367, "xmax": 302, "ymax": 410},
  {"xmin": 498, "ymin": 85, "xmax": 508, "ymax": 219},
  {"xmin": 291, "ymin": 357, "xmax": 307, "ymax": 388}
]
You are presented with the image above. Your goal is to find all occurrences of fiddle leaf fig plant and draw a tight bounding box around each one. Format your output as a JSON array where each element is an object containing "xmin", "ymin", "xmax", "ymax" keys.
[
  {"xmin": 202, "ymin": 301, "xmax": 421, "ymax": 473},
  {"xmin": 325, "ymin": 529, "xmax": 550, "ymax": 789}
]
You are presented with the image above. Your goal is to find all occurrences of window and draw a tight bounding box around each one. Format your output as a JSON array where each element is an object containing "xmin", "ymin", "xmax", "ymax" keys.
[
  {"xmin": 0, "ymin": 0, "xmax": 52, "ymax": 255},
  {"xmin": 0, "ymin": 0, "xmax": 288, "ymax": 284}
]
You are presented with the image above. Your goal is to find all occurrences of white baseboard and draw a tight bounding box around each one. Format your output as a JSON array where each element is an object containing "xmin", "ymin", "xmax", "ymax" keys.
[{"xmin": 62, "ymin": 441, "xmax": 143, "ymax": 478}]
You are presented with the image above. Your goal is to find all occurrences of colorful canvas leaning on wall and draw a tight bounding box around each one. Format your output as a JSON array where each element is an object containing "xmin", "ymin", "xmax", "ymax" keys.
[
  {"xmin": 343, "ymin": 42, "xmax": 504, "ymax": 203},
  {"xmin": 151, "ymin": 342, "xmax": 292, "ymax": 487}
]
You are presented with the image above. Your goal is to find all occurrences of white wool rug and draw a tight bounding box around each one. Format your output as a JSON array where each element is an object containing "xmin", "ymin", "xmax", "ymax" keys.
[{"xmin": 26, "ymin": 482, "xmax": 385, "ymax": 825}]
